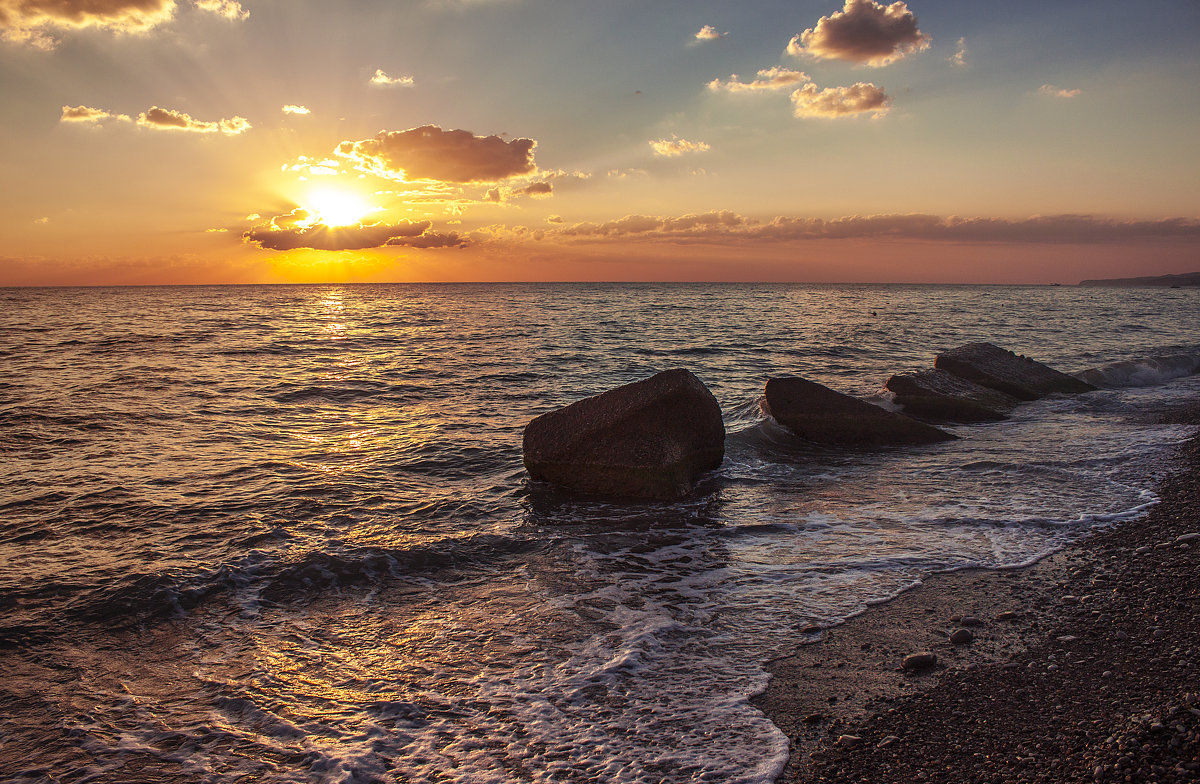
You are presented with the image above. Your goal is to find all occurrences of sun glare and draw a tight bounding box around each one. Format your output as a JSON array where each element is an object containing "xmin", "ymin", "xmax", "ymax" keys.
[{"xmin": 302, "ymin": 188, "xmax": 375, "ymax": 227}]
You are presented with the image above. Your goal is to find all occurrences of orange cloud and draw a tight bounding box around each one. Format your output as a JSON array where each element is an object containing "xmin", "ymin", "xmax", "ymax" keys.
[
  {"xmin": 787, "ymin": 0, "xmax": 930, "ymax": 66},
  {"xmin": 137, "ymin": 106, "xmax": 251, "ymax": 135},
  {"xmin": 243, "ymin": 211, "xmax": 465, "ymax": 251},
  {"xmin": 60, "ymin": 104, "xmax": 130, "ymax": 124},
  {"xmin": 790, "ymin": 82, "xmax": 890, "ymax": 118},
  {"xmin": 649, "ymin": 137, "xmax": 711, "ymax": 157},
  {"xmin": 336, "ymin": 125, "xmax": 537, "ymax": 183},
  {"xmin": 281, "ymin": 104, "xmax": 311, "ymax": 115},
  {"xmin": 708, "ymin": 66, "xmax": 810, "ymax": 93}
]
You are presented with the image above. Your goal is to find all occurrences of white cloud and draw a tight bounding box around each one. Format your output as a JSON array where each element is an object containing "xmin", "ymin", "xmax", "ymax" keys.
[
  {"xmin": 1039, "ymin": 84, "xmax": 1082, "ymax": 99},
  {"xmin": 948, "ymin": 36, "xmax": 967, "ymax": 67},
  {"xmin": 282, "ymin": 104, "xmax": 311, "ymax": 115},
  {"xmin": 694, "ymin": 24, "xmax": 726, "ymax": 42},
  {"xmin": 370, "ymin": 69, "xmax": 415, "ymax": 87}
]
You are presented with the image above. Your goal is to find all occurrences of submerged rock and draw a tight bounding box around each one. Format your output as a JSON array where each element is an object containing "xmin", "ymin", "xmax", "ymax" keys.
[
  {"xmin": 522, "ymin": 368, "xmax": 725, "ymax": 500},
  {"xmin": 885, "ymin": 369, "xmax": 1020, "ymax": 423},
  {"xmin": 934, "ymin": 342, "xmax": 1096, "ymax": 401},
  {"xmin": 763, "ymin": 376, "xmax": 955, "ymax": 447}
]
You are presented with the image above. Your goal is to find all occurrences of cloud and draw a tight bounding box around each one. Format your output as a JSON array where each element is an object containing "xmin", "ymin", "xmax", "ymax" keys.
[
  {"xmin": 336, "ymin": 125, "xmax": 537, "ymax": 183},
  {"xmin": 547, "ymin": 215, "xmax": 564, "ymax": 224},
  {"xmin": 518, "ymin": 181, "xmax": 553, "ymax": 198},
  {"xmin": 540, "ymin": 211, "xmax": 1200, "ymax": 244},
  {"xmin": 1039, "ymin": 84, "xmax": 1082, "ymax": 99},
  {"xmin": 60, "ymin": 104, "xmax": 130, "ymax": 124},
  {"xmin": 370, "ymin": 69, "xmax": 415, "ymax": 87},
  {"xmin": 243, "ymin": 210, "xmax": 466, "ymax": 251},
  {"xmin": 790, "ymin": 82, "xmax": 890, "ymax": 118},
  {"xmin": 282, "ymin": 104, "xmax": 311, "ymax": 115},
  {"xmin": 1, "ymin": 0, "xmax": 245, "ymax": 47},
  {"xmin": 786, "ymin": 0, "xmax": 930, "ymax": 66},
  {"xmin": 137, "ymin": 106, "xmax": 250, "ymax": 135},
  {"xmin": 694, "ymin": 24, "xmax": 726, "ymax": 42},
  {"xmin": 0, "ymin": 0, "xmax": 176, "ymax": 47},
  {"xmin": 194, "ymin": 0, "xmax": 247, "ymax": 20},
  {"xmin": 649, "ymin": 137, "xmax": 711, "ymax": 157},
  {"xmin": 948, "ymin": 36, "xmax": 967, "ymax": 67},
  {"xmin": 708, "ymin": 66, "xmax": 810, "ymax": 93}
]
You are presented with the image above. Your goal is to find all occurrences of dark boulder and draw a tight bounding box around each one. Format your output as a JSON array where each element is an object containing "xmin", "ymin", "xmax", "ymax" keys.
[
  {"xmin": 934, "ymin": 342, "xmax": 1096, "ymax": 400},
  {"xmin": 763, "ymin": 376, "xmax": 955, "ymax": 447},
  {"xmin": 523, "ymin": 369, "xmax": 725, "ymax": 500},
  {"xmin": 885, "ymin": 369, "xmax": 1020, "ymax": 423}
]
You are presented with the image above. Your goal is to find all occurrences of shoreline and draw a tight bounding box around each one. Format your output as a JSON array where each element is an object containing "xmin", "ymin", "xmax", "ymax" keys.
[{"xmin": 755, "ymin": 402, "xmax": 1200, "ymax": 783}]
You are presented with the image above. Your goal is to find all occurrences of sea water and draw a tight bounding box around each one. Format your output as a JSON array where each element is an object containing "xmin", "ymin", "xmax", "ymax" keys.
[{"xmin": 1, "ymin": 283, "xmax": 1198, "ymax": 783}]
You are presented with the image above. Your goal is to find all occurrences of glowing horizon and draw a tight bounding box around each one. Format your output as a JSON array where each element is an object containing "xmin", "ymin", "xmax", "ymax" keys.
[{"xmin": 2, "ymin": 0, "xmax": 1198, "ymax": 286}]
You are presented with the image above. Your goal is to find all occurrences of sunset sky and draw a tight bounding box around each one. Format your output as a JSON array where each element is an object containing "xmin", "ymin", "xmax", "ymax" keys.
[{"xmin": 2, "ymin": 0, "xmax": 1198, "ymax": 285}]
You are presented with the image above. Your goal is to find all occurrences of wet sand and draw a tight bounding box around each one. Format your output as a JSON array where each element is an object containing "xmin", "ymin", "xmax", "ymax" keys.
[{"xmin": 756, "ymin": 403, "xmax": 1200, "ymax": 783}]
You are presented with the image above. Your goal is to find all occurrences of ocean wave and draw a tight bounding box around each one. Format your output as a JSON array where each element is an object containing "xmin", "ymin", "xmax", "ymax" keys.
[{"xmin": 1076, "ymin": 351, "xmax": 1200, "ymax": 388}]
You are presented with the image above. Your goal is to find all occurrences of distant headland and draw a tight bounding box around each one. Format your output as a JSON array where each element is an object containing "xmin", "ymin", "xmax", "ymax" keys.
[{"xmin": 1079, "ymin": 271, "xmax": 1200, "ymax": 287}]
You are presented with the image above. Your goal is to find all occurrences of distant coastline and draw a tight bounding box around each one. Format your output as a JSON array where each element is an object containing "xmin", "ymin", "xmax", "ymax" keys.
[{"xmin": 1079, "ymin": 271, "xmax": 1200, "ymax": 287}]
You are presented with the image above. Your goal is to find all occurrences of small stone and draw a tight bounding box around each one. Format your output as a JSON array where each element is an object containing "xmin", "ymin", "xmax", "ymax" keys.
[
  {"xmin": 877, "ymin": 735, "xmax": 899, "ymax": 749},
  {"xmin": 804, "ymin": 713, "xmax": 824, "ymax": 723},
  {"xmin": 996, "ymin": 611, "xmax": 1021, "ymax": 621},
  {"xmin": 960, "ymin": 615, "xmax": 983, "ymax": 627},
  {"xmin": 1114, "ymin": 630, "xmax": 1129, "ymax": 641},
  {"xmin": 1152, "ymin": 628, "xmax": 1168, "ymax": 639},
  {"xmin": 799, "ymin": 624, "xmax": 822, "ymax": 634},
  {"xmin": 1057, "ymin": 635, "xmax": 1078, "ymax": 643},
  {"xmin": 1174, "ymin": 533, "xmax": 1200, "ymax": 544},
  {"xmin": 1135, "ymin": 546, "xmax": 1152, "ymax": 555},
  {"xmin": 836, "ymin": 734, "xmax": 862, "ymax": 748},
  {"xmin": 949, "ymin": 628, "xmax": 974, "ymax": 645},
  {"xmin": 1061, "ymin": 595, "xmax": 1081, "ymax": 605},
  {"xmin": 1102, "ymin": 670, "xmax": 1113, "ymax": 678},
  {"xmin": 902, "ymin": 652, "xmax": 938, "ymax": 671},
  {"xmin": 1047, "ymin": 663, "xmax": 1059, "ymax": 671}
]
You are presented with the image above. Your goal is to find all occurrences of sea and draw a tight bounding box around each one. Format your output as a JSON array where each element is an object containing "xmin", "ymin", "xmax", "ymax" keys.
[{"xmin": 1, "ymin": 283, "xmax": 1198, "ymax": 784}]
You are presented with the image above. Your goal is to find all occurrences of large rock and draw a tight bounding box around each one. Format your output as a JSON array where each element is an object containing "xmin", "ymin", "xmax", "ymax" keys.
[
  {"xmin": 763, "ymin": 376, "xmax": 955, "ymax": 447},
  {"xmin": 523, "ymin": 369, "xmax": 725, "ymax": 499},
  {"xmin": 934, "ymin": 342, "xmax": 1096, "ymax": 400},
  {"xmin": 885, "ymin": 369, "xmax": 1020, "ymax": 423}
]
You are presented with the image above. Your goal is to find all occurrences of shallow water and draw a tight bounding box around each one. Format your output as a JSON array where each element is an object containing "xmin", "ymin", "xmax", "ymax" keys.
[{"xmin": 1, "ymin": 283, "xmax": 1198, "ymax": 782}]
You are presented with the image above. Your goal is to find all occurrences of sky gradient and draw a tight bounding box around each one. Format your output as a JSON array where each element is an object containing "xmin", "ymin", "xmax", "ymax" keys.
[{"xmin": 2, "ymin": 0, "xmax": 1198, "ymax": 285}]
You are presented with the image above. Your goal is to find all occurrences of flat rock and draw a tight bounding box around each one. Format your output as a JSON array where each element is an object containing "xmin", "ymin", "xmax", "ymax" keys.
[
  {"xmin": 523, "ymin": 368, "xmax": 725, "ymax": 500},
  {"xmin": 934, "ymin": 342, "xmax": 1096, "ymax": 401},
  {"xmin": 763, "ymin": 377, "xmax": 955, "ymax": 447},
  {"xmin": 949, "ymin": 628, "xmax": 974, "ymax": 645},
  {"xmin": 885, "ymin": 369, "xmax": 1020, "ymax": 422},
  {"xmin": 902, "ymin": 651, "xmax": 938, "ymax": 671}
]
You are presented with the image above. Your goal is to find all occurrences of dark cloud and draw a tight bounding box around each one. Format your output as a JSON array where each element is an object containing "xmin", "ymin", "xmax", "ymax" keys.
[
  {"xmin": 787, "ymin": 0, "xmax": 930, "ymax": 66},
  {"xmin": 138, "ymin": 106, "xmax": 250, "ymax": 135},
  {"xmin": 2, "ymin": 0, "xmax": 242, "ymax": 48},
  {"xmin": 549, "ymin": 212, "xmax": 1200, "ymax": 244},
  {"xmin": 336, "ymin": 125, "xmax": 537, "ymax": 183},
  {"xmin": 519, "ymin": 181, "xmax": 553, "ymax": 198},
  {"xmin": 243, "ymin": 210, "xmax": 466, "ymax": 251}
]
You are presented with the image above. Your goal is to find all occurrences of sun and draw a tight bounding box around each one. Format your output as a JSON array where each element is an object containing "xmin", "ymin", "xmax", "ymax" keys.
[{"xmin": 302, "ymin": 187, "xmax": 375, "ymax": 227}]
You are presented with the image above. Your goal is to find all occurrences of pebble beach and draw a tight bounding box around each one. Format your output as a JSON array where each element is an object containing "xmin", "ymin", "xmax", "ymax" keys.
[{"xmin": 758, "ymin": 403, "xmax": 1200, "ymax": 783}]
